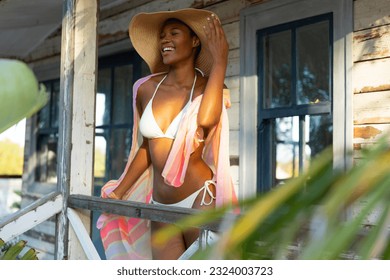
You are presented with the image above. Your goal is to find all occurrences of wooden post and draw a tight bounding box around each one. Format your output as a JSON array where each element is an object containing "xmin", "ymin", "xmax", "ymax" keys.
[
  {"xmin": 56, "ymin": 0, "xmax": 75, "ymax": 260},
  {"xmin": 68, "ymin": 0, "xmax": 99, "ymax": 259},
  {"xmin": 56, "ymin": 0, "xmax": 98, "ymax": 260}
]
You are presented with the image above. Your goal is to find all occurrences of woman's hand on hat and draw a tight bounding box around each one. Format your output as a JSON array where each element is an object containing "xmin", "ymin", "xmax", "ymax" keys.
[{"xmin": 203, "ymin": 14, "xmax": 229, "ymax": 66}]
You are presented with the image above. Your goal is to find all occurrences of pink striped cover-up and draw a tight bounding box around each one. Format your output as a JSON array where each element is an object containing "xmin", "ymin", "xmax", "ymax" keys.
[{"xmin": 96, "ymin": 73, "xmax": 238, "ymax": 260}]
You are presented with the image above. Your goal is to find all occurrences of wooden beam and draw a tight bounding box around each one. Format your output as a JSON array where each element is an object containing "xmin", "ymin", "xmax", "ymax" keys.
[
  {"xmin": 67, "ymin": 208, "xmax": 101, "ymax": 260},
  {"xmin": 56, "ymin": 0, "xmax": 99, "ymax": 260},
  {"xmin": 0, "ymin": 192, "xmax": 62, "ymax": 243},
  {"xmin": 67, "ymin": 0, "xmax": 99, "ymax": 260},
  {"xmin": 68, "ymin": 195, "xmax": 237, "ymax": 232},
  {"xmin": 56, "ymin": 0, "xmax": 75, "ymax": 261}
]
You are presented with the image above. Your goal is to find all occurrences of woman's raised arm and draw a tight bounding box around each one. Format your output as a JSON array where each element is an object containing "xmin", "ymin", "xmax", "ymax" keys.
[{"xmin": 197, "ymin": 14, "xmax": 229, "ymax": 129}]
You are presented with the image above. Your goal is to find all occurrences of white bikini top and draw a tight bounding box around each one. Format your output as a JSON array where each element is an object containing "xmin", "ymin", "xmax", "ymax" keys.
[{"xmin": 139, "ymin": 74, "xmax": 197, "ymax": 139}]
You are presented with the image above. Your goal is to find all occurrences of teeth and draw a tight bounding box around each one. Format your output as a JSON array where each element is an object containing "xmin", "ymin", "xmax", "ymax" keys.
[{"xmin": 163, "ymin": 47, "xmax": 174, "ymax": 52}]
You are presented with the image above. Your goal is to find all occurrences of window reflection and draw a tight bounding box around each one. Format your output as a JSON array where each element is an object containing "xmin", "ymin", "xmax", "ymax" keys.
[
  {"xmin": 94, "ymin": 136, "xmax": 106, "ymax": 179},
  {"xmin": 263, "ymin": 30, "xmax": 292, "ymax": 109},
  {"xmin": 296, "ymin": 21, "xmax": 330, "ymax": 105},
  {"xmin": 113, "ymin": 65, "xmax": 133, "ymax": 125},
  {"xmin": 96, "ymin": 93, "xmax": 106, "ymax": 127},
  {"xmin": 96, "ymin": 68, "xmax": 111, "ymax": 126},
  {"xmin": 274, "ymin": 114, "xmax": 332, "ymax": 184}
]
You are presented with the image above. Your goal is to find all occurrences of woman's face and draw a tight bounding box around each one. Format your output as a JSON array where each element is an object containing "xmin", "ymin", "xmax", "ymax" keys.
[{"xmin": 159, "ymin": 19, "xmax": 199, "ymax": 67}]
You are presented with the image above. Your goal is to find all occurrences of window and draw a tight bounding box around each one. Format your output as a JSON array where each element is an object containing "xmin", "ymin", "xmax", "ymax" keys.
[
  {"xmin": 91, "ymin": 52, "xmax": 148, "ymax": 259},
  {"xmin": 257, "ymin": 14, "xmax": 333, "ymax": 192},
  {"xmin": 94, "ymin": 52, "xmax": 148, "ymax": 188},
  {"xmin": 239, "ymin": 0, "xmax": 352, "ymax": 198},
  {"xmin": 35, "ymin": 52, "xmax": 147, "ymax": 186},
  {"xmin": 36, "ymin": 80, "xmax": 60, "ymax": 183}
]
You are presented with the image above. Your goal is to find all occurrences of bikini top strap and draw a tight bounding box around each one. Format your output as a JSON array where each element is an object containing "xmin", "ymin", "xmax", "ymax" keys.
[
  {"xmin": 151, "ymin": 74, "xmax": 168, "ymax": 99},
  {"xmin": 188, "ymin": 73, "xmax": 197, "ymax": 102},
  {"xmin": 152, "ymin": 73, "xmax": 196, "ymax": 102}
]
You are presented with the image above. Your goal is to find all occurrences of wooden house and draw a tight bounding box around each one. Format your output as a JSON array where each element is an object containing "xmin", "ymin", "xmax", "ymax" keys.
[{"xmin": 0, "ymin": 0, "xmax": 389, "ymax": 259}]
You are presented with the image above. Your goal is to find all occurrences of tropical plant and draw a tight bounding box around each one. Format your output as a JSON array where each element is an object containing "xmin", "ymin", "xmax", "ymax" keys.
[
  {"xmin": 0, "ymin": 238, "xmax": 38, "ymax": 260},
  {"xmin": 154, "ymin": 138, "xmax": 390, "ymax": 259}
]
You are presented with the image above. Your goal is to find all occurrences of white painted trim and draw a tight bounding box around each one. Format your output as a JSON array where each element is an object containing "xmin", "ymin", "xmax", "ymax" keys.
[
  {"xmin": 67, "ymin": 208, "xmax": 101, "ymax": 260},
  {"xmin": 239, "ymin": 0, "xmax": 353, "ymax": 198},
  {"xmin": 0, "ymin": 193, "xmax": 63, "ymax": 243}
]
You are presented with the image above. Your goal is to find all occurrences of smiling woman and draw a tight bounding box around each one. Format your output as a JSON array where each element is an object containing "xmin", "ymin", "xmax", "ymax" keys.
[{"xmin": 96, "ymin": 8, "xmax": 237, "ymax": 260}]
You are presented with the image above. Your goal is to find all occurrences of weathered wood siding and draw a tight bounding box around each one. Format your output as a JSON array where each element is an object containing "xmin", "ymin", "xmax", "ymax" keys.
[{"xmin": 353, "ymin": 0, "xmax": 390, "ymax": 159}]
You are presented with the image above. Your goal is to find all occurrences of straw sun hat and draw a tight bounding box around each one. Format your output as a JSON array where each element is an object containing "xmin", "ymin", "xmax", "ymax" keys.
[{"xmin": 129, "ymin": 8, "xmax": 218, "ymax": 76}]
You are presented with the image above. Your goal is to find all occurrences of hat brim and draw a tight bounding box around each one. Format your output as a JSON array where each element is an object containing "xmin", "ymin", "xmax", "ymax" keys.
[{"xmin": 129, "ymin": 8, "xmax": 215, "ymax": 76}]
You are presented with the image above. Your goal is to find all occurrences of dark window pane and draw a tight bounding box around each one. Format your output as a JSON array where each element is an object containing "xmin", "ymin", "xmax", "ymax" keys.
[
  {"xmin": 36, "ymin": 133, "xmax": 57, "ymax": 183},
  {"xmin": 38, "ymin": 83, "xmax": 52, "ymax": 129},
  {"xmin": 296, "ymin": 21, "xmax": 330, "ymax": 105},
  {"xmin": 113, "ymin": 65, "xmax": 133, "ymax": 125},
  {"xmin": 51, "ymin": 81, "xmax": 60, "ymax": 128},
  {"xmin": 307, "ymin": 114, "xmax": 333, "ymax": 157},
  {"xmin": 108, "ymin": 128, "xmax": 132, "ymax": 179},
  {"xmin": 97, "ymin": 68, "xmax": 111, "ymax": 126},
  {"xmin": 263, "ymin": 30, "xmax": 292, "ymax": 109}
]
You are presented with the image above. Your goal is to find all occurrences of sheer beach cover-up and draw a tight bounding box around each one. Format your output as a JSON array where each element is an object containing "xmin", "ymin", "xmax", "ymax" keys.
[{"xmin": 96, "ymin": 73, "xmax": 237, "ymax": 260}]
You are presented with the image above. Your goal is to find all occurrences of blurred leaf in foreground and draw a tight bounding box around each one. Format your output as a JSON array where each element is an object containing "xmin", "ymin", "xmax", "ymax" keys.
[
  {"xmin": 0, "ymin": 59, "xmax": 48, "ymax": 134},
  {"xmin": 153, "ymin": 138, "xmax": 390, "ymax": 260}
]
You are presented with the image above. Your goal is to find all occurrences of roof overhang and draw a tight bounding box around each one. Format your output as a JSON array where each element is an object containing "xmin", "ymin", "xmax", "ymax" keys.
[{"xmin": 0, "ymin": 0, "xmax": 63, "ymax": 59}]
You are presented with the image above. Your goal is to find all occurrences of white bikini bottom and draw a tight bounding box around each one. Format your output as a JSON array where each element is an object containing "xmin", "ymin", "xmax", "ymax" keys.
[{"xmin": 150, "ymin": 180, "xmax": 216, "ymax": 208}]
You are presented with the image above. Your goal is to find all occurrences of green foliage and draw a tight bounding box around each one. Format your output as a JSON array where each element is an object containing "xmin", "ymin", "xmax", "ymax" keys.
[
  {"xmin": 0, "ymin": 139, "xmax": 24, "ymax": 175},
  {"xmin": 11, "ymin": 189, "xmax": 22, "ymax": 210},
  {"xmin": 0, "ymin": 59, "xmax": 48, "ymax": 134},
  {"xmin": 154, "ymin": 139, "xmax": 390, "ymax": 259},
  {"xmin": 0, "ymin": 239, "xmax": 39, "ymax": 260}
]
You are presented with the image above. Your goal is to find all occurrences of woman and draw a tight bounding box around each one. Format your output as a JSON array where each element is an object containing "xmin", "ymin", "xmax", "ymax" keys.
[{"xmin": 97, "ymin": 8, "xmax": 237, "ymax": 260}]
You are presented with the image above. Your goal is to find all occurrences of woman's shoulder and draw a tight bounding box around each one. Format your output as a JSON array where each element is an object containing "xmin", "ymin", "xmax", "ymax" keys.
[{"xmin": 135, "ymin": 73, "xmax": 166, "ymax": 95}]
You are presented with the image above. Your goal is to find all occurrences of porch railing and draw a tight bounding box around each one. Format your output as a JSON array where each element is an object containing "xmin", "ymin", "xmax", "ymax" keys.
[{"xmin": 0, "ymin": 192, "xmax": 236, "ymax": 260}]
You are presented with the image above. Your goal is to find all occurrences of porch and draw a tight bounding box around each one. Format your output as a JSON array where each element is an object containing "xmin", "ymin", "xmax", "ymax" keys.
[{"xmin": 0, "ymin": 0, "xmax": 228, "ymax": 259}]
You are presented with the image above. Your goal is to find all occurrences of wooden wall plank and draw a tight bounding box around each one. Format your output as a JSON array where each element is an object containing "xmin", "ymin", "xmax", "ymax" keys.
[
  {"xmin": 208, "ymin": 0, "xmax": 246, "ymax": 23},
  {"xmin": 230, "ymin": 129, "xmax": 239, "ymax": 156},
  {"xmin": 26, "ymin": 0, "xmax": 244, "ymax": 63},
  {"xmin": 353, "ymin": 58, "xmax": 390, "ymax": 93},
  {"xmin": 354, "ymin": 123, "xmax": 390, "ymax": 144},
  {"xmin": 353, "ymin": 123, "xmax": 390, "ymax": 163},
  {"xmin": 98, "ymin": 0, "xmax": 203, "ymax": 46},
  {"xmin": 227, "ymin": 48, "xmax": 240, "ymax": 77},
  {"xmin": 353, "ymin": 25, "xmax": 390, "ymax": 62},
  {"xmin": 354, "ymin": 0, "xmax": 390, "ymax": 31},
  {"xmin": 354, "ymin": 90, "xmax": 390, "ymax": 124},
  {"xmin": 224, "ymin": 21, "xmax": 240, "ymax": 49},
  {"xmin": 225, "ymin": 76, "xmax": 240, "ymax": 103},
  {"xmin": 227, "ymin": 102, "xmax": 239, "ymax": 130}
]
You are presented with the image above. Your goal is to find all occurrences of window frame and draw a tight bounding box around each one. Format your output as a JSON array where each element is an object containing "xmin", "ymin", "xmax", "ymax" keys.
[
  {"xmin": 239, "ymin": 0, "xmax": 353, "ymax": 199},
  {"xmin": 35, "ymin": 79, "xmax": 60, "ymax": 183},
  {"xmin": 257, "ymin": 13, "xmax": 334, "ymax": 192},
  {"xmin": 94, "ymin": 51, "xmax": 144, "ymax": 184}
]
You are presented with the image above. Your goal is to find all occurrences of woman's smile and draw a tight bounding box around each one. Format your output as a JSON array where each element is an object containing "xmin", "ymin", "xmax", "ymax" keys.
[{"xmin": 161, "ymin": 46, "xmax": 175, "ymax": 56}]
